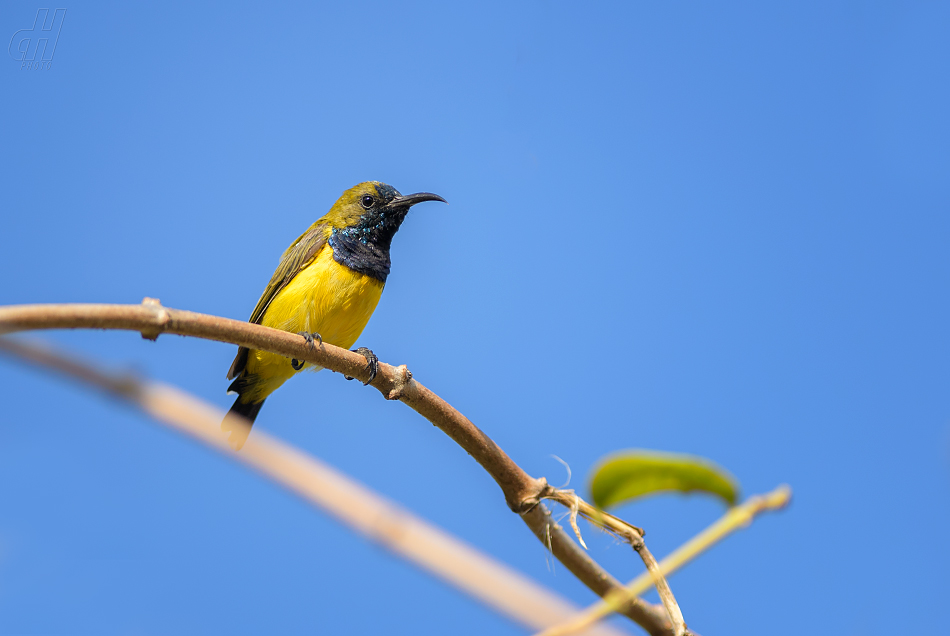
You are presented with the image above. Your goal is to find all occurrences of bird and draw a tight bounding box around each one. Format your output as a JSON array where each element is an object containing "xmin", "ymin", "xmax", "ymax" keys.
[{"xmin": 222, "ymin": 181, "xmax": 446, "ymax": 450}]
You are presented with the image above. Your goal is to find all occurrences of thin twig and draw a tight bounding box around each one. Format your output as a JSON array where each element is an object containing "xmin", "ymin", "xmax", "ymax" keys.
[
  {"xmin": 0, "ymin": 301, "xmax": 674, "ymax": 635},
  {"xmin": 544, "ymin": 489, "xmax": 686, "ymax": 636},
  {"xmin": 635, "ymin": 544, "xmax": 686, "ymax": 636},
  {"xmin": 536, "ymin": 485, "xmax": 793, "ymax": 636},
  {"xmin": 0, "ymin": 336, "xmax": 632, "ymax": 636}
]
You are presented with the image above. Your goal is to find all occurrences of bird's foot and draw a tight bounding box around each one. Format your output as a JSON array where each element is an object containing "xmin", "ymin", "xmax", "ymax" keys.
[
  {"xmin": 298, "ymin": 331, "xmax": 322, "ymax": 348},
  {"xmin": 345, "ymin": 347, "xmax": 378, "ymax": 385},
  {"xmin": 291, "ymin": 331, "xmax": 322, "ymax": 370}
]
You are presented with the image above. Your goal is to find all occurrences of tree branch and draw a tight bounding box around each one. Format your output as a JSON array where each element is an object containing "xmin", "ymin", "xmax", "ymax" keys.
[
  {"xmin": 537, "ymin": 486, "xmax": 793, "ymax": 636},
  {"xmin": 0, "ymin": 300, "xmax": 675, "ymax": 635}
]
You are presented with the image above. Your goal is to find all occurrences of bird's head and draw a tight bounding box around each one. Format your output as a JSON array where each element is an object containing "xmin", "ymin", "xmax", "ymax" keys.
[{"xmin": 325, "ymin": 181, "xmax": 446, "ymax": 245}]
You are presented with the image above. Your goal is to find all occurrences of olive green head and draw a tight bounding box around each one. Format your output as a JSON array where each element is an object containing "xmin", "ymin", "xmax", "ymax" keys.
[
  {"xmin": 322, "ymin": 181, "xmax": 446, "ymax": 234},
  {"xmin": 321, "ymin": 181, "xmax": 446, "ymax": 283}
]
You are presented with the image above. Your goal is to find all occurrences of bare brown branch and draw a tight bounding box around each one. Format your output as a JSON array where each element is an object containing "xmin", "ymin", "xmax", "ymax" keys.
[{"xmin": 0, "ymin": 301, "xmax": 676, "ymax": 635}]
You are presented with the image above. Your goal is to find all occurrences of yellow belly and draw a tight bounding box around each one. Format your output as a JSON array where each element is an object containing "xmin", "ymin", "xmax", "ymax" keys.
[{"xmin": 243, "ymin": 245, "xmax": 384, "ymax": 400}]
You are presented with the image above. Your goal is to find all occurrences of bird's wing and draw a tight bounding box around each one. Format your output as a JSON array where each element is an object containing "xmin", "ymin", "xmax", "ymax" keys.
[{"xmin": 227, "ymin": 222, "xmax": 329, "ymax": 380}]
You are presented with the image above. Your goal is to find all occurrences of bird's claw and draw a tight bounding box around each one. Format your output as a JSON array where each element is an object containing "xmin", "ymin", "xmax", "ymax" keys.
[
  {"xmin": 345, "ymin": 347, "xmax": 378, "ymax": 385},
  {"xmin": 298, "ymin": 331, "xmax": 322, "ymax": 349},
  {"xmin": 291, "ymin": 331, "xmax": 322, "ymax": 370}
]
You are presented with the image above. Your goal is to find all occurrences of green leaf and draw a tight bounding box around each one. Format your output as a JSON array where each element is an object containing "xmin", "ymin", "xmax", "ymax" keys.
[{"xmin": 589, "ymin": 450, "xmax": 739, "ymax": 509}]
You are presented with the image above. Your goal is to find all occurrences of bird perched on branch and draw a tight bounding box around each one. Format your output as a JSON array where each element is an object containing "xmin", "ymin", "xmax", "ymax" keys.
[{"xmin": 223, "ymin": 181, "xmax": 446, "ymax": 449}]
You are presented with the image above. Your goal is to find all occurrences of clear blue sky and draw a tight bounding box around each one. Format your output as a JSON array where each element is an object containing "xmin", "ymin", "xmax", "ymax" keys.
[{"xmin": 1, "ymin": 2, "xmax": 948, "ymax": 634}]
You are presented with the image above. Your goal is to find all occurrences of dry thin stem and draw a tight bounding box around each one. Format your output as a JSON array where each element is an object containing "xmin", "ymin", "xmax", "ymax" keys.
[
  {"xmin": 536, "ymin": 485, "xmax": 793, "ymax": 636},
  {"xmin": 0, "ymin": 337, "xmax": 632, "ymax": 636},
  {"xmin": 544, "ymin": 489, "xmax": 686, "ymax": 636},
  {"xmin": 635, "ymin": 542, "xmax": 686, "ymax": 636},
  {"xmin": 0, "ymin": 301, "xmax": 673, "ymax": 635}
]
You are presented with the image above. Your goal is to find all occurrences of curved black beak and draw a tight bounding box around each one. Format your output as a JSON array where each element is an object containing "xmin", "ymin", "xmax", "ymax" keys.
[{"xmin": 386, "ymin": 192, "xmax": 447, "ymax": 210}]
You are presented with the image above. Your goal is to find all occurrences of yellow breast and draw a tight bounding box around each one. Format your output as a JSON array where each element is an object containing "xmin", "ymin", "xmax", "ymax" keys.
[
  {"xmin": 243, "ymin": 245, "xmax": 384, "ymax": 398},
  {"xmin": 261, "ymin": 244, "xmax": 385, "ymax": 346}
]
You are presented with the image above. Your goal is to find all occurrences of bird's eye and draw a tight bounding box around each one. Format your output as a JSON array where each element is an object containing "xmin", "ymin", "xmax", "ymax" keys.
[{"xmin": 360, "ymin": 194, "xmax": 375, "ymax": 209}]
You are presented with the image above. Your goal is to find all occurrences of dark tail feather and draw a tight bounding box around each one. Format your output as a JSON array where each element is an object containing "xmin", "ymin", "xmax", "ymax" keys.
[{"xmin": 222, "ymin": 397, "xmax": 265, "ymax": 451}]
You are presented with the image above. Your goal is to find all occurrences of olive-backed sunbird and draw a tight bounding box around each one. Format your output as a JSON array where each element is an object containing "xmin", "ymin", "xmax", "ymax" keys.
[{"xmin": 223, "ymin": 181, "xmax": 446, "ymax": 449}]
